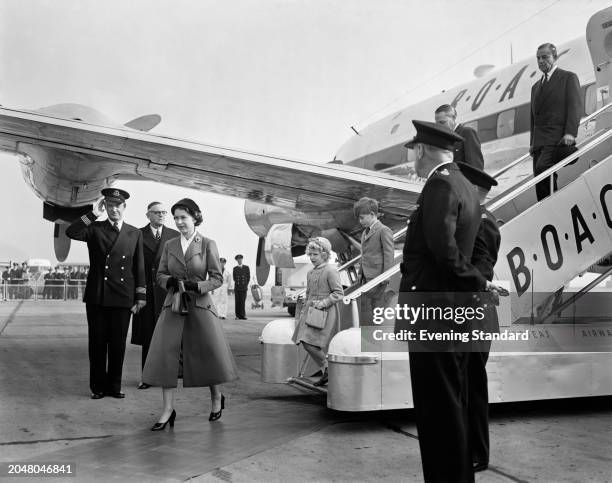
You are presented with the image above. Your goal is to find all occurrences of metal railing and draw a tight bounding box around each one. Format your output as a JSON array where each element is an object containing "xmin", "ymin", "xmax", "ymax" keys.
[
  {"xmin": 490, "ymin": 102, "xmax": 612, "ymax": 179},
  {"xmin": 487, "ymin": 125, "xmax": 612, "ymax": 213},
  {"xmin": 1, "ymin": 279, "xmax": 86, "ymax": 301}
]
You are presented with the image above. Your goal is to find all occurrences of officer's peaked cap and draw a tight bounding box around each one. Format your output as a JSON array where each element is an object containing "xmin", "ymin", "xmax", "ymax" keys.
[
  {"xmin": 457, "ymin": 162, "xmax": 498, "ymax": 190},
  {"xmin": 101, "ymin": 188, "xmax": 130, "ymax": 203},
  {"xmin": 405, "ymin": 120, "xmax": 464, "ymax": 150}
]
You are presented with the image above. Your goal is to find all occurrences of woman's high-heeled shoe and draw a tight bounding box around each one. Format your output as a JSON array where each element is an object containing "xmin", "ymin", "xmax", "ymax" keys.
[
  {"xmin": 151, "ymin": 409, "xmax": 176, "ymax": 431},
  {"xmin": 209, "ymin": 395, "xmax": 225, "ymax": 422}
]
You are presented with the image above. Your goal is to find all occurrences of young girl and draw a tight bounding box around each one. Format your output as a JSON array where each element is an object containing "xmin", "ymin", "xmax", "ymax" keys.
[{"xmin": 291, "ymin": 237, "xmax": 343, "ymax": 386}]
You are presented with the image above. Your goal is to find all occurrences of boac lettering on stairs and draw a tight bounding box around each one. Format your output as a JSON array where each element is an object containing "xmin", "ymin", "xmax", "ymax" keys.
[{"xmin": 502, "ymin": 181, "xmax": 612, "ymax": 299}]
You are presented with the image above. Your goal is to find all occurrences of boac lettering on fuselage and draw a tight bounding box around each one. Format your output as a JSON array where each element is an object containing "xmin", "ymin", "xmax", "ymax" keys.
[{"xmin": 450, "ymin": 50, "xmax": 569, "ymax": 114}]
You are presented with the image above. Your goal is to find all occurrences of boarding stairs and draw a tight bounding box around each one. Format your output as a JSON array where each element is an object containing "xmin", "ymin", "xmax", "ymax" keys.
[{"xmin": 283, "ymin": 102, "xmax": 612, "ymax": 395}]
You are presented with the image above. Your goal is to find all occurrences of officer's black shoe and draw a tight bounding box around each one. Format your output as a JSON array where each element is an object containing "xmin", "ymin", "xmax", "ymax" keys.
[
  {"xmin": 106, "ymin": 391, "xmax": 125, "ymax": 399},
  {"xmin": 91, "ymin": 392, "xmax": 105, "ymax": 399},
  {"xmin": 473, "ymin": 462, "xmax": 488, "ymax": 473}
]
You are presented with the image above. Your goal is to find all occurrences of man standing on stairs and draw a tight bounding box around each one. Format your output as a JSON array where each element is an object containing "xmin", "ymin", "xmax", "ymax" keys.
[{"xmin": 530, "ymin": 42, "xmax": 582, "ymax": 201}]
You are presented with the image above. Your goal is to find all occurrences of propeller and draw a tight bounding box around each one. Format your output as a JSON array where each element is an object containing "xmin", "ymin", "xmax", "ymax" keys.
[
  {"xmin": 255, "ymin": 237, "xmax": 270, "ymax": 286},
  {"xmin": 53, "ymin": 223, "xmax": 71, "ymax": 262}
]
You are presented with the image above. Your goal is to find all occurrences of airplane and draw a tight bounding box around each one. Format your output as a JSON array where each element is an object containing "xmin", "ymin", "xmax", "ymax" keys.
[{"xmin": 0, "ymin": 13, "xmax": 607, "ymax": 287}]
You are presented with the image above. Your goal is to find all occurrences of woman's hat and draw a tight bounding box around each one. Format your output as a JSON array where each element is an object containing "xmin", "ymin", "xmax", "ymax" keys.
[{"xmin": 171, "ymin": 198, "xmax": 200, "ymax": 214}]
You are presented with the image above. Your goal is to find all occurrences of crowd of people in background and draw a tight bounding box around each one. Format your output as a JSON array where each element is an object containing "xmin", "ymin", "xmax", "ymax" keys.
[{"xmin": 1, "ymin": 262, "xmax": 89, "ymax": 300}]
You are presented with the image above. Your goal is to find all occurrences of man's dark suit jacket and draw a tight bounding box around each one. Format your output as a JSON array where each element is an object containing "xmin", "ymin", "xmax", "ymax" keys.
[
  {"xmin": 454, "ymin": 124, "xmax": 484, "ymax": 170},
  {"xmin": 66, "ymin": 212, "xmax": 146, "ymax": 308},
  {"xmin": 530, "ymin": 67, "xmax": 582, "ymax": 148},
  {"xmin": 131, "ymin": 224, "xmax": 179, "ymax": 345}
]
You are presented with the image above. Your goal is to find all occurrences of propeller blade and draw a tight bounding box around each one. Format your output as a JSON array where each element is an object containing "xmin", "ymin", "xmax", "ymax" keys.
[
  {"xmin": 53, "ymin": 223, "xmax": 71, "ymax": 262},
  {"xmin": 255, "ymin": 237, "xmax": 270, "ymax": 286}
]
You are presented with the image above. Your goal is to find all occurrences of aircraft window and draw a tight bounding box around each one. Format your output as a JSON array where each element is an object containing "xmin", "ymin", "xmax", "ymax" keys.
[
  {"xmin": 390, "ymin": 124, "xmax": 400, "ymax": 134},
  {"xmin": 584, "ymin": 83, "xmax": 598, "ymax": 116},
  {"xmin": 497, "ymin": 109, "xmax": 515, "ymax": 138}
]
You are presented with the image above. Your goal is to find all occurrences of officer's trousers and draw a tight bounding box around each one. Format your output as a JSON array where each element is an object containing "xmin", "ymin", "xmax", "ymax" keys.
[
  {"xmin": 409, "ymin": 350, "xmax": 474, "ymax": 483},
  {"xmin": 234, "ymin": 288, "xmax": 247, "ymax": 318},
  {"xmin": 467, "ymin": 348, "xmax": 490, "ymax": 466},
  {"xmin": 85, "ymin": 305, "xmax": 131, "ymax": 394}
]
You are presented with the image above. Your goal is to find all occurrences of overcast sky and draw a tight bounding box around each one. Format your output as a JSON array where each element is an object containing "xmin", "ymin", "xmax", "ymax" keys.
[{"xmin": 1, "ymin": 0, "xmax": 609, "ymax": 271}]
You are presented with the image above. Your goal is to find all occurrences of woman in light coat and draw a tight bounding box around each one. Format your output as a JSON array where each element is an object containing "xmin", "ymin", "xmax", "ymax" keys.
[
  {"xmin": 212, "ymin": 257, "xmax": 231, "ymax": 319},
  {"xmin": 143, "ymin": 198, "xmax": 238, "ymax": 430},
  {"xmin": 292, "ymin": 237, "xmax": 343, "ymax": 386}
]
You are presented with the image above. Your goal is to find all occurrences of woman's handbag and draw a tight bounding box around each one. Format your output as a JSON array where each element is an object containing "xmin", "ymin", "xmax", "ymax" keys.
[
  {"xmin": 305, "ymin": 305, "xmax": 327, "ymax": 329},
  {"xmin": 171, "ymin": 281, "xmax": 190, "ymax": 315}
]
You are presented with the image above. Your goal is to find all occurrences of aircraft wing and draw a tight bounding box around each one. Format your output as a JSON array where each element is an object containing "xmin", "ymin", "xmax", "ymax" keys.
[{"xmin": 0, "ymin": 107, "xmax": 422, "ymax": 217}]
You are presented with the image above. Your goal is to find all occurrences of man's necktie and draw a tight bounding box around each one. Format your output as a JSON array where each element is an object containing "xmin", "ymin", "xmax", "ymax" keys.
[
  {"xmin": 542, "ymin": 73, "xmax": 548, "ymax": 85},
  {"xmin": 113, "ymin": 222, "xmax": 120, "ymax": 232},
  {"xmin": 155, "ymin": 230, "xmax": 161, "ymax": 242}
]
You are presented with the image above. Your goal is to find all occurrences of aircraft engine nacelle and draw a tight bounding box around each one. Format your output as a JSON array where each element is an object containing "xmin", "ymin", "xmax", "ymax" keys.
[
  {"xmin": 263, "ymin": 223, "xmax": 352, "ymax": 269},
  {"xmin": 264, "ymin": 224, "xmax": 298, "ymax": 268}
]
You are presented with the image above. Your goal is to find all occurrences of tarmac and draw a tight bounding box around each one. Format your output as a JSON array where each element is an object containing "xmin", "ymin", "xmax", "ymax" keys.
[{"xmin": 0, "ymin": 300, "xmax": 611, "ymax": 482}]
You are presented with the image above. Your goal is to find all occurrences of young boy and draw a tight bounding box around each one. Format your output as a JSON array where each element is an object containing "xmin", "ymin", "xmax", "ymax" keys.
[{"xmin": 353, "ymin": 197, "xmax": 395, "ymax": 324}]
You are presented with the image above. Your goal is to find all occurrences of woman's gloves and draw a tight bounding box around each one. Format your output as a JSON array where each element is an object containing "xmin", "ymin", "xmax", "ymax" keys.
[
  {"xmin": 166, "ymin": 277, "xmax": 199, "ymax": 293},
  {"xmin": 166, "ymin": 277, "xmax": 179, "ymax": 291},
  {"xmin": 183, "ymin": 281, "xmax": 199, "ymax": 292}
]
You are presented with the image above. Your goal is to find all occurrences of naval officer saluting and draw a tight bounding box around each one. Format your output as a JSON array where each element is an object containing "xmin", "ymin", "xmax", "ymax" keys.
[{"xmin": 66, "ymin": 188, "xmax": 146, "ymax": 399}]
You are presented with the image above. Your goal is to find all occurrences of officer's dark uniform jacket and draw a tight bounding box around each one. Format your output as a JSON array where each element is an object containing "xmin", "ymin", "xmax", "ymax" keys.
[
  {"xmin": 233, "ymin": 265, "xmax": 250, "ymax": 290},
  {"xmin": 399, "ymin": 163, "xmax": 486, "ymax": 294},
  {"xmin": 471, "ymin": 207, "xmax": 501, "ymax": 333},
  {"xmin": 66, "ymin": 212, "xmax": 146, "ymax": 308}
]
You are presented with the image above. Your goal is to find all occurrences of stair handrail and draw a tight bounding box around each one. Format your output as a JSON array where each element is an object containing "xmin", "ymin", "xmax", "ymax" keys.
[
  {"xmin": 491, "ymin": 102, "xmax": 612, "ymax": 179},
  {"xmin": 487, "ymin": 126, "xmax": 612, "ymax": 213},
  {"xmin": 537, "ymin": 263, "xmax": 612, "ymax": 324},
  {"xmin": 342, "ymin": 262, "xmax": 401, "ymax": 305}
]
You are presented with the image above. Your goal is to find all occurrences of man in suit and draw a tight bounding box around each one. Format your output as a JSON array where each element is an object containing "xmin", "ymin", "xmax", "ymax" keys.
[
  {"xmin": 66, "ymin": 188, "xmax": 146, "ymax": 399},
  {"xmin": 353, "ymin": 197, "xmax": 395, "ymax": 325},
  {"xmin": 435, "ymin": 104, "xmax": 484, "ymax": 170},
  {"xmin": 398, "ymin": 121, "xmax": 502, "ymax": 483},
  {"xmin": 131, "ymin": 202, "xmax": 179, "ymax": 389},
  {"xmin": 530, "ymin": 42, "xmax": 582, "ymax": 201},
  {"xmin": 232, "ymin": 255, "xmax": 250, "ymax": 320},
  {"xmin": 457, "ymin": 161, "xmax": 503, "ymax": 474}
]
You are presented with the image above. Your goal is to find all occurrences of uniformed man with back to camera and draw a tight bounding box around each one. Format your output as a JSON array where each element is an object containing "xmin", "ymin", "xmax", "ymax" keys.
[
  {"xmin": 398, "ymin": 120, "xmax": 505, "ymax": 483},
  {"xmin": 457, "ymin": 161, "xmax": 503, "ymax": 474},
  {"xmin": 66, "ymin": 188, "xmax": 146, "ymax": 400}
]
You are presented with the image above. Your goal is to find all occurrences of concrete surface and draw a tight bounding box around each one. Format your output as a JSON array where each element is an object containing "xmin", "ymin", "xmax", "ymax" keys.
[{"xmin": 0, "ymin": 301, "xmax": 611, "ymax": 482}]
